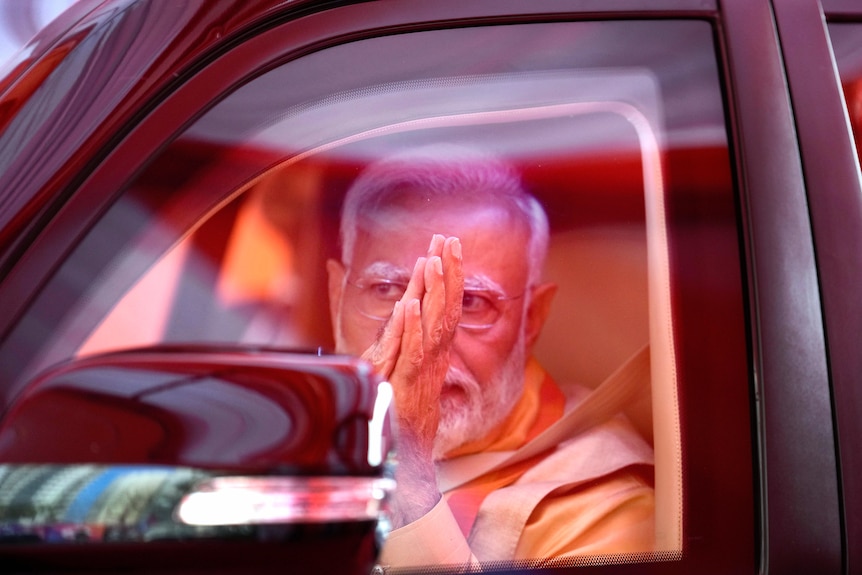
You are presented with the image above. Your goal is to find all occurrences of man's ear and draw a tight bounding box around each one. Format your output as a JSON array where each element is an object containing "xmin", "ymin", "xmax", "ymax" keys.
[
  {"xmin": 525, "ymin": 282, "xmax": 558, "ymax": 351},
  {"xmin": 326, "ymin": 259, "xmax": 346, "ymax": 329}
]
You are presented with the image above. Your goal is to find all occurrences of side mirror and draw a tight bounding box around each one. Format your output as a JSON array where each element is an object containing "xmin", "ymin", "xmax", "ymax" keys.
[{"xmin": 0, "ymin": 346, "xmax": 395, "ymax": 573}]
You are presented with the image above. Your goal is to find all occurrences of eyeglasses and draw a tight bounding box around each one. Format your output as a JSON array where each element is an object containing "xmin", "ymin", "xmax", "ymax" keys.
[{"xmin": 346, "ymin": 276, "xmax": 525, "ymax": 330}]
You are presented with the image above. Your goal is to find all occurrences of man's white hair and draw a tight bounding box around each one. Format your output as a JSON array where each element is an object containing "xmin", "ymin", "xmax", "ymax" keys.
[{"xmin": 339, "ymin": 144, "xmax": 549, "ymax": 285}]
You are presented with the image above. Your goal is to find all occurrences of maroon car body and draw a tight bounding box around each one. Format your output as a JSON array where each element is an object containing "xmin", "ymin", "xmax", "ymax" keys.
[{"xmin": 0, "ymin": 1, "xmax": 861, "ymax": 574}]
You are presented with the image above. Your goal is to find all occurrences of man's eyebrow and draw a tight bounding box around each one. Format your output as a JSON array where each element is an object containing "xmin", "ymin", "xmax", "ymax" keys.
[
  {"xmin": 357, "ymin": 261, "xmax": 411, "ymax": 282},
  {"xmin": 358, "ymin": 265, "xmax": 507, "ymax": 293},
  {"xmin": 463, "ymin": 274, "xmax": 505, "ymax": 293}
]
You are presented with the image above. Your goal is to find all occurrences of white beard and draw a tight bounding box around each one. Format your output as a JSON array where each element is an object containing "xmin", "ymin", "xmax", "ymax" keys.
[
  {"xmin": 332, "ymin": 300, "xmax": 528, "ymax": 461},
  {"xmin": 432, "ymin": 331, "xmax": 526, "ymax": 460}
]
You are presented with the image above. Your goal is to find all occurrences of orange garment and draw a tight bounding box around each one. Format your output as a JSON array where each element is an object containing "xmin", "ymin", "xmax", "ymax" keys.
[
  {"xmin": 380, "ymin": 358, "xmax": 655, "ymax": 569},
  {"xmin": 445, "ymin": 359, "xmax": 566, "ymax": 535}
]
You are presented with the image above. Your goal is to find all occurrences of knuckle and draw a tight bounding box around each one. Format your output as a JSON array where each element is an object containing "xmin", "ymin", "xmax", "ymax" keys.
[
  {"xmin": 430, "ymin": 324, "xmax": 445, "ymax": 346},
  {"xmin": 409, "ymin": 348, "xmax": 424, "ymax": 367}
]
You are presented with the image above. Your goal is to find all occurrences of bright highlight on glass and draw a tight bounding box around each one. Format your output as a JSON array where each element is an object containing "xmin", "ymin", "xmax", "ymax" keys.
[
  {"xmin": 368, "ymin": 381, "xmax": 393, "ymax": 467},
  {"xmin": 176, "ymin": 476, "xmax": 396, "ymax": 525}
]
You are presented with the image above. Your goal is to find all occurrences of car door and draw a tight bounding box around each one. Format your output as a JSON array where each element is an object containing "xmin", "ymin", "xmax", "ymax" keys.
[{"xmin": 0, "ymin": 0, "xmax": 845, "ymax": 573}]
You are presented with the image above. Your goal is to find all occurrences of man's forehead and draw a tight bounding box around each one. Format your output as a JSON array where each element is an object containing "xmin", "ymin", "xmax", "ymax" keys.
[
  {"xmin": 364, "ymin": 194, "xmax": 520, "ymax": 222},
  {"xmin": 360, "ymin": 201, "xmax": 527, "ymax": 240},
  {"xmin": 347, "ymin": 202, "xmax": 531, "ymax": 283}
]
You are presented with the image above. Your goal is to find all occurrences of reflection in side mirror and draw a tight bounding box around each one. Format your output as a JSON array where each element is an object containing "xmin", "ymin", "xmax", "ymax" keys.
[{"xmin": 0, "ymin": 346, "xmax": 395, "ymax": 571}]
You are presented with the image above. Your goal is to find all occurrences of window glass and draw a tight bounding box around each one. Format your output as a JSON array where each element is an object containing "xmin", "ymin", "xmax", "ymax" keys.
[{"xmin": 0, "ymin": 19, "xmax": 750, "ymax": 572}]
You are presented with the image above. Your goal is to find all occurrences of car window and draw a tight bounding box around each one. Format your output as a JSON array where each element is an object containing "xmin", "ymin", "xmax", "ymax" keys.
[{"xmin": 0, "ymin": 18, "xmax": 752, "ymax": 573}]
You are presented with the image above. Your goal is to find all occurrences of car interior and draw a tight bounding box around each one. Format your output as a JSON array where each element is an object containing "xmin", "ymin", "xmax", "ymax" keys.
[{"xmin": 69, "ymin": 70, "xmax": 685, "ymax": 560}]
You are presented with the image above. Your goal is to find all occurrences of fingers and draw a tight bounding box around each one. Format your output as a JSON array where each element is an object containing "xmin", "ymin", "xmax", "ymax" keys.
[
  {"xmin": 374, "ymin": 236, "xmax": 443, "ymax": 381},
  {"xmin": 374, "ymin": 233, "xmax": 462, "ymax": 373},
  {"xmin": 421, "ymin": 236, "xmax": 463, "ymax": 346},
  {"xmin": 421, "ymin": 256, "xmax": 446, "ymax": 347},
  {"xmin": 377, "ymin": 235, "xmax": 462, "ymax": 362},
  {"xmin": 381, "ymin": 234, "xmax": 460, "ymax": 459},
  {"xmin": 427, "ymin": 233, "xmax": 445, "ymax": 257},
  {"xmin": 442, "ymin": 237, "xmax": 464, "ymax": 332},
  {"xmin": 392, "ymin": 296, "xmax": 441, "ymax": 450},
  {"xmin": 395, "ymin": 298, "xmax": 424, "ymax": 378},
  {"xmin": 401, "ymin": 256, "xmax": 427, "ymax": 305},
  {"xmin": 360, "ymin": 300, "xmax": 405, "ymax": 378}
]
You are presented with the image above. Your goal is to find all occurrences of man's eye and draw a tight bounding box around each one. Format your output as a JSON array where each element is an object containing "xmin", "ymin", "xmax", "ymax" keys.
[
  {"xmin": 368, "ymin": 282, "xmax": 406, "ymax": 301},
  {"xmin": 461, "ymin": 291, "xmax": 494, "ymax": 314}
]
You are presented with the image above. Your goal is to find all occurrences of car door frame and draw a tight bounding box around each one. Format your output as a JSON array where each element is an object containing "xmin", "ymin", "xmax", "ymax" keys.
[
  {"xmin": 775, "ymin": 0, "xmax": 862, "ymax": 572},
  {"xmin": 0, "ymin": 0, "xmax": 847, "ymax": 573}
]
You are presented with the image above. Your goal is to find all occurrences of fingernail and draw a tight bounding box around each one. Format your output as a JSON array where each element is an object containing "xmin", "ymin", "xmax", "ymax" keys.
[
  {"xmin": 450, "ymin": 237, "xmax": 461, "ymax": 260},
  {"xmin": 432, "ymin": 256, "xmax": 443, "ymax": 275},
  {"xmin": 428, "ymin": 234, "xmax": 443, "ymax": 254}
]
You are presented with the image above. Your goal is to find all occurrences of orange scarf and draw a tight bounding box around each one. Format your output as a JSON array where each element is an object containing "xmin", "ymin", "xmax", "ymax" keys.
[{"xmin": 443, "ymin": 358, "xmax": 565, "ymax": 535}]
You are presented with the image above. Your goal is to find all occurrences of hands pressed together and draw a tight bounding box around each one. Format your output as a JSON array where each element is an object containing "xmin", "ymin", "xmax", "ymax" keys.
[{"xmin": 359, "ymin": 234, "xmax": 464, "ymax": 527}]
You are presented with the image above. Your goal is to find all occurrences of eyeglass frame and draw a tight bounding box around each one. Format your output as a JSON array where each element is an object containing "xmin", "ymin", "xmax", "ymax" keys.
[{"xmin": 342, "ymin": 266, "xmax": 528, "ymax": 331}]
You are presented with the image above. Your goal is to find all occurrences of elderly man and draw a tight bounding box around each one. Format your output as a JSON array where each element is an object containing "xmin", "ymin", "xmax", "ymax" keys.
[{"xmin": 326, "ymin": 146, "xmax": 654, "ymax": 569}]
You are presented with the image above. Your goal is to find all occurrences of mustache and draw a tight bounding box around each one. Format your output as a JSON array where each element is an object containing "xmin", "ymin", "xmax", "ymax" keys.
[{"xmin": 444, "ymin": 365, "xmax": 481, "ymax": 394}]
